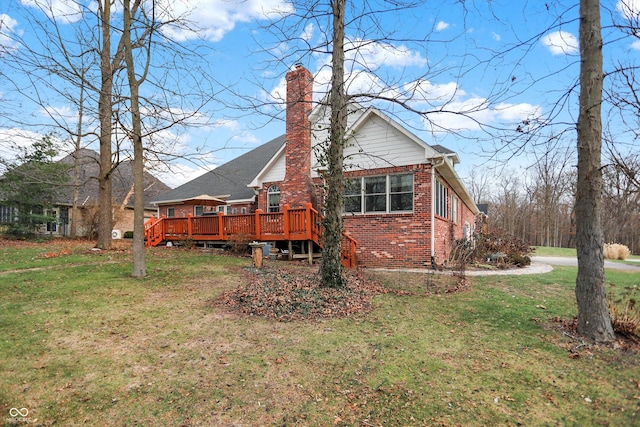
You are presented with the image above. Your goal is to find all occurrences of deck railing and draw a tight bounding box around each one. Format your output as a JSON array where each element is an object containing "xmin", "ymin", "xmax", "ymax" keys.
[{"xmin": 144, "ymin": 203, "xmax": 356, "ymax": 267}]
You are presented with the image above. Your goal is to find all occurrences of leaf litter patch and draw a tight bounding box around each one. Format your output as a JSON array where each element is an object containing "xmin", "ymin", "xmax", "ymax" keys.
[{"xmin": 212, "ymin": 264, "xmax": 470, "ymax": 322}]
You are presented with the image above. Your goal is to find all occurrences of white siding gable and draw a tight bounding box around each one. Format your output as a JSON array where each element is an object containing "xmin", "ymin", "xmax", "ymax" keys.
[
  {"xmin": 311, "ymin": 106, "xmax": 437, "ymax": 175},
  {"xmin": 259, "ymin": 149, "xmax": 286, "ymax": 183}
]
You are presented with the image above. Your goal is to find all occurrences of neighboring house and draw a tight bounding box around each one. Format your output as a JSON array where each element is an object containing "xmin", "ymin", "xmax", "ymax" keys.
[
  {"xmin": 152, "ymin": 65, "xmax": 479, "ymax": 268},
  {"xmin": 26, "ymin": 148, "xmax": 170, "ymax": 237}
]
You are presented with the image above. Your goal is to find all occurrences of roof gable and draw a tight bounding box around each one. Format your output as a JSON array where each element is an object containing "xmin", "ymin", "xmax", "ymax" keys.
[{"xmin": 56, "ymin": 148, "xmax": 171, "ymax": 209}]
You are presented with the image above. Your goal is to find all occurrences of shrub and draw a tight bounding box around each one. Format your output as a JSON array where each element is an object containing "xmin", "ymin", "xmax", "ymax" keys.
[
  {"xmin": 604, "ymin": 243, "xmax": 631, "ymax": 260},
  {"xmin": 450, "ymin": 226, "xmax": 532, "ymax": 269},
  {"xmin": 227, "ymin": 232, "xmax": 252, "ymax": 255},
  {"xmin": 608, "ymin": 284, "xmax": 640, "ymax": 338}
]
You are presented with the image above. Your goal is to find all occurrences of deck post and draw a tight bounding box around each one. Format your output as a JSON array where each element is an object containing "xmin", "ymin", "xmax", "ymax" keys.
[
  {"xmin": 255, "ymin": 209, "xmax": 262, "ymax": 240},
  {"xmin": 288, "ymin": 240, "xmax": 293, "ymax": 260},
  {"xmin": 187, "ymin": 213, "xmax": 193, "ymax": 238},
  {"xmin": 308, "ymin": 240, "xmax": 313, "ymax": 264},
  {"xmin": 283, "ymin": 204, "xmax": 290, "ymax": 239},
  {"xmin": 218, "ymin": 212, "xmax": 226, "ymax": 240},
  {"xmin": 305, "ymin": 203, "xmax": 313, "ymax": 240}
]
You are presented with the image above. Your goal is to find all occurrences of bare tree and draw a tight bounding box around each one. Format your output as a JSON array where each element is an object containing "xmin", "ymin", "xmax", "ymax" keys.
[
  {"xmin": 2, "ymin": 1, "xmax": 218, "ymax": 270},
  {"xmin": 122, "ymin": 0, "xmax": 151, "ymax": 277},
  {"xmin": 575, "ymin": 0, "xmax": 615, "ymax": 342}
]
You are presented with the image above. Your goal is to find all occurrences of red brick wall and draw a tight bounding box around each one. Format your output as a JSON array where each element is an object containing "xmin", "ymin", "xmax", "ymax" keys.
[
  {"xmin": 283, "ymin": 65, "xmax": 313, "ymax": 208},
  {"xmin": 343, "ymin": 165, "xmax": 477, "ymax": 268},
  {"xmin": 343, "ymin": 165, "xmax": 434, "ymax": 268}
]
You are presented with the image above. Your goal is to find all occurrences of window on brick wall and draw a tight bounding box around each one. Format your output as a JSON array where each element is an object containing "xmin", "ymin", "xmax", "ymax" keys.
[
  {"xmin": 343, "ymin": 173, "xmax": 413, "ymax": 214},
  {"xmin": 194, "ymin": 205, "xmax": 203, "ymax": 216},
  {"xmin": 267, "ymin": 185, "xmax": 280, "ymax": 212},
  {"xmin": 167, "ymin": 207, "xmax": 175, "ymax": 217},
  {"xmin": 434, "ymin": 178, "xmax": 447, "ymax": 218}
]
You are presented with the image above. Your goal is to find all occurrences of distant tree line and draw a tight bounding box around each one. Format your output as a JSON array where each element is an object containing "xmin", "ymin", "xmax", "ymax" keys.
[{"xmin": 471, "ymin": 150, "xmax": 640, "ymax": 254}]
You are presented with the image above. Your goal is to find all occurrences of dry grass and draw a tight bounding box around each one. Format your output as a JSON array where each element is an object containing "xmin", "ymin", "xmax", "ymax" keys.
[
  {"xmin": 1, "ymin": 243, "xmax": 639, "ymax": 426},
  {"xmin": 604, "ymin": 243, "xmax": 632, "ymax": 260}
]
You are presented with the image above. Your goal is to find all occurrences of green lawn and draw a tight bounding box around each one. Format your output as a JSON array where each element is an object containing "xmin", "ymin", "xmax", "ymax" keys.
[{"xmin": 1, "ymin": 242, "xmax": 638, "ymax": 426}]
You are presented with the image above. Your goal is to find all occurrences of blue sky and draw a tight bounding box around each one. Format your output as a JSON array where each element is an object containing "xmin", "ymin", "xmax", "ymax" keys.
[{"xmin": 0, "ymin": 1, "xmax": 638, "ymax": 188}]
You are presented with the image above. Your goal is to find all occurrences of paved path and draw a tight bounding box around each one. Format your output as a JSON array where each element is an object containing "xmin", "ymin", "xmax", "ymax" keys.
[{"xmin": 531, "ymin": 256, "xmax": 640, "ymax": 272}]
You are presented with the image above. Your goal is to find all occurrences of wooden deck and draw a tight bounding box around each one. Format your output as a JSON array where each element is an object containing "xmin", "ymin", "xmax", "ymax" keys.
[{"xmin": 144, "ymin": 203, "xmax": 357, "ymax": 268}]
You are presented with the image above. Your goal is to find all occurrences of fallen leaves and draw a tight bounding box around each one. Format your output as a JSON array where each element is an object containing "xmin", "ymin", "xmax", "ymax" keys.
[{"xmin": 212, "ymin": 265, "xmax": 387, "ymax": 322}]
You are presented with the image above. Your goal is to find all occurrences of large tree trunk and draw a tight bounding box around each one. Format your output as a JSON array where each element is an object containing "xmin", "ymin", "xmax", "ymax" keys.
[
  {"xmin": 96, "ymin": 0, "xmax": 113, "ymax": 250},
  {"xmin": 575, "ymin": 0, "xmax": 615, "ymax": 342},
  {"xmin": 123, "ymin": 0, "xmax": 147, "ymax": 278},
  {"xmin": 319, "ymin": 0, "xmax": 347, "ymax": 288}
]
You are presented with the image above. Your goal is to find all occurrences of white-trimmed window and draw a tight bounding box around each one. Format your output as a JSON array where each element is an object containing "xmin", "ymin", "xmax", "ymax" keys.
[
  {"xmin": 344, "ymin": 174, "xmax": 413, "ymax": 214},
  {"xmin": 167, "ymin": 207, "xmax": 175, "ymax": 217},
  {"xmin": 241, "ymin": 207, "xmax": 247, "ymax": 214},
  {"xmin": 194, "ymin": 205, "xmax": 204, "ymax": 216},
  {"xmin": 434, "ymin": 178, "xmax": 448, "ymax": 218},
  {"xmin": 267, "ymin": 185, "xmax": 280, "ymax": 212},
  {"xmin": 0, "ymin": 205, "xmax": 17, "ymax": 223},
  {"xmin": 451, "ymin": 194, "xmax": 458, "ymax": 223}
]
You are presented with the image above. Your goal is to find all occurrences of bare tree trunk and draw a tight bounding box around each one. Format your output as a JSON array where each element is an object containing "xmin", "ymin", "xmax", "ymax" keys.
[
  {"xmin": 123, "ymin": 0, "xmax": 148, "ymax": 278},
  {"xmin": 71, "ymin": 78, "xmax": 85, "ymax": 238},
  {"xmin": 96, "ymin": 0, "xmax": 114, "ymax": 250},
  {"xmin": 319, "ymin": 0, "xmax": 347, "ymax": 288},
  {"xmin": 575, "ymin": 0, "xmax": 615, "ymax": 342}
]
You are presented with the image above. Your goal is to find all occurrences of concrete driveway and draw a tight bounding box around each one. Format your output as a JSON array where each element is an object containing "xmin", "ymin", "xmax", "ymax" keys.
[{"xmin": 531, "ymin": 256, "xmax": 640, "ymax": 272}]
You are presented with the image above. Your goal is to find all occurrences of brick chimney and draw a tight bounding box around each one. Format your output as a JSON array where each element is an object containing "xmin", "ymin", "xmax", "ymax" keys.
[{"xmin": 283, "ymin": 64, "xmax": 313, "ymax": 208}]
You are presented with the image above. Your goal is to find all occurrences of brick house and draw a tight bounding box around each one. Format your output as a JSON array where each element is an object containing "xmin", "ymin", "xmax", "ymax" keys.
[{"xmin": 152, "ymin": 65, "xmax": 478, "ymax": 268}]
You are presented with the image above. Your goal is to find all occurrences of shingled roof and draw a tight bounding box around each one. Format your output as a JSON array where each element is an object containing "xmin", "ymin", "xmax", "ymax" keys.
[
  {"xmin": 56, "ymin": 148, "xmax": 171, "ymax": 209},
  {"xmin": 153, "ymin": 135, "xmax": 286, "ymax": 205}
]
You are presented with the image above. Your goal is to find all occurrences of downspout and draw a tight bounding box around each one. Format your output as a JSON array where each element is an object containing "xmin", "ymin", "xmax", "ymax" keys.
[{"xmin": 430, "ymin": 156, "xmax": 446, "ymax": 268}]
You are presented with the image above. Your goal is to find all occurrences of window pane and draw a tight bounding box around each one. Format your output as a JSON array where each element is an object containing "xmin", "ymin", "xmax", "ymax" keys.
[
  {"xmin": 365, "ymin": 194, "xmax": 386, "ymax": 212},
  {"xmin": 344, "ymin": 178, "xmax": 361, "ymax": 196},
  {"xmin": 390, "ymin": 193, "xmax": 412, "ymax": 211},
  {"xmin": 365, "ymin": 176, "xmax": 386, "ymax": 194},
  {"xmin": 344, "ymin": 196, "xmax": 361, "ymax": 213},
  {"xmin": 390, "ymin": 174, "xmax": 412, "ymax": 192}
]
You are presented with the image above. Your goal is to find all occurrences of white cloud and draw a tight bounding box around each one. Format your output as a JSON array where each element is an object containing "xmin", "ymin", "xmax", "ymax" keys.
[
  {"xmin": 157, "ymin": 0, "xmax": 295, "ymax": 43},
  {"xmin": 20, "ymin": 0, "xmax": 84, "ymax": 24},
  {"xmin": 403, "ymin": 79, "xmax": 464, "ymax": 106},
  {"xmin": 345, "ymin": 38, "xmax": 428, "ymax": 69},
  {"xmin": 435, "ymin": 21, "xmax": 449, "ymax": 32},
  {"xmin": 617, "ymin": 0, "xmax": 640, "ymax": 20},
  {"xmin": 0, "ymin": 14, "xmax": 21, "ymax": 55},
  {"xmin": 0, "ymin": 127, "xmax": 54, "ymax": 168},
  {"xmin": 154, "ymin": 162, "xmax": 212, "ymax": 189},
  {"xmin": 632, "ymin": 39, "xmax": 640, "ymax": 50},
  {"xmin": 423, "ymin": 97, "xmax": 542, "ymax": 134},
  {"xmin": 301, "ymin": 23, "xmax": 314, "ymax": 41},
  {"xmin": 491, "ymin": 32, "xmax": 501, "ymax": 42},
  {"xmin": 541, "ymin": 31, "xmax": 578, "ymax": 55}
]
